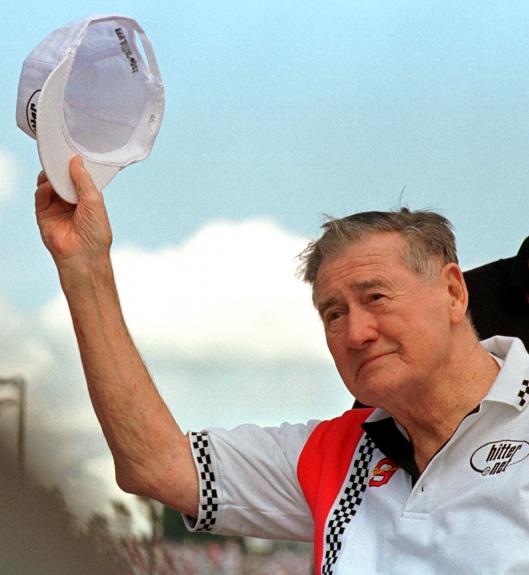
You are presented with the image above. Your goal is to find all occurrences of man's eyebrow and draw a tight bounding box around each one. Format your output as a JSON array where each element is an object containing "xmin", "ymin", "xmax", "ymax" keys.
[
  {"xmin": 317, "ymin": 297, "xmax": 337, "ymax": 317},
  {"xmin": 349, "ymin": 278, "xmax": 391, "ymax": 291},
  {"xmin": 317, "ymin": 278, "xmax": 391, "ymax": 316}
]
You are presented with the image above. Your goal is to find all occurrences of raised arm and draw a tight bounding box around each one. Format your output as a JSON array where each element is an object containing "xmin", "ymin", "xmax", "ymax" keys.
[{"xmin": 35, "ymin": 157, "xmax": 199, "ymax": 516}]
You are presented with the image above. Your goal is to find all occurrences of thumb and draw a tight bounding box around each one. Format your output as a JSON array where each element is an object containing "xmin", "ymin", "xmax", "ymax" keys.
[{"xmin": 69, "ymin": 155, "xmax": 100, "ymax": 200}]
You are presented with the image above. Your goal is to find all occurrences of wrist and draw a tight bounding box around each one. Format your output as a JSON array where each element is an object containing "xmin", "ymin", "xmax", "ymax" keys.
[{"xmin": 56, "ymin": 252, "xmax": 115, "ymax": 295}]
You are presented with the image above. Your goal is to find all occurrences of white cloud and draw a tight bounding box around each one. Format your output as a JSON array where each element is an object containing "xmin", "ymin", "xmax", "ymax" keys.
[
  {"xmin": 0, "ymin": 150, "xmax": 17, "ymax": 202},
  {"xmin": 42, "ymin": 217, "xmax": 331, "ymax": 365},
  {"xmin": 0, "ymin": 297, "xmax": 54, "ymax": 382}
]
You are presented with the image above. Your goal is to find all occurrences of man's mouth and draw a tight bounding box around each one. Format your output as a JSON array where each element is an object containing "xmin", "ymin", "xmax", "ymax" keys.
[{"xmin": 358, "ymin": 352, "xmax": 393, "ymax": 372}]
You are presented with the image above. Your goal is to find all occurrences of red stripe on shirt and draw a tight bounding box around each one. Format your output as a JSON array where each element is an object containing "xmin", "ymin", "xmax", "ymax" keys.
[{"xmin": 297, "ymin": 408, "xmax": 375, "ymax": 574}]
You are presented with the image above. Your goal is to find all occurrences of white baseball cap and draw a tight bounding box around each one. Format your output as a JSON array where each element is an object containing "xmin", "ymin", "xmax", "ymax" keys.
[{"xmin": 17, "ymin": 14, "xmax": 164, "ymax": 204}]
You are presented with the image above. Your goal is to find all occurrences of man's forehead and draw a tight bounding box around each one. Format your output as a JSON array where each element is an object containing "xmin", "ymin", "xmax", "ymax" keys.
[
  {"xmin": 313, "ymin": 235, "xmax": 413, "ymax": 304},
  {"xmin": 314, "ymin": 260, "xmax": 403, "ymax": 307},
  {"xmin": 316, "ymin": 276, "xmax": 394, "ymax": 314}
]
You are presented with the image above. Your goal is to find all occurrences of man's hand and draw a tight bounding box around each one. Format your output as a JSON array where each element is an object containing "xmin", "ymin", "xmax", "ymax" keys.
[{"xmin": 35, "ymin": 156, "xmax": 112, "ymax": 268}]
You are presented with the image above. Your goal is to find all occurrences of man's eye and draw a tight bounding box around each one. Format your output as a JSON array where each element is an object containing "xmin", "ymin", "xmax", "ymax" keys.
[
  {"xmin": 369, "ymin": 293, "xmax": 386, "ymax": 303},
  {"xmin": 325, "ymin": 310, "xmax": 345, "ymax": 327}
]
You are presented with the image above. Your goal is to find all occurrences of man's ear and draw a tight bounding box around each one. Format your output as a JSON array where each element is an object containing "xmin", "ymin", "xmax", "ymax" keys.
[{"xmin": 441, "ymin": 263, "xmax": 468, "ymax": 323}]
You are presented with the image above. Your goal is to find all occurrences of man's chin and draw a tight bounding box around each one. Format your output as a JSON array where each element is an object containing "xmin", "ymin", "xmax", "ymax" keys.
[
  {"xmin": 348, "ymin": 381, "xmax": 380, "ymax": 408},
  {"xmin": 350, "ymin": 373, "xmax": 402, "ymax": 408}
]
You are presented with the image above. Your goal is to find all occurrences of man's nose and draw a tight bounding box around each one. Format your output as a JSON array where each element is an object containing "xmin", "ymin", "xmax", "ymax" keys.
[{"xmin": 345, "ymin": 308, "xmax": 378, "ymax": 349}]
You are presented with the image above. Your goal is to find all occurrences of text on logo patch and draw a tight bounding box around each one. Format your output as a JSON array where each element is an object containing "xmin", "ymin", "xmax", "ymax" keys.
[
  {"xmin": 26, "ymin": 90, "xmax": 41, "ymax": 135},
  {"xmin": 470, "ymin": 440, "xmax": 529, "ymax": 476}
]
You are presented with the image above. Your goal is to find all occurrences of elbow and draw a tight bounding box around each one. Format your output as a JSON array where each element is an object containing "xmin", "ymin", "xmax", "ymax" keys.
[
  {"xmin": 111, "ymin": 435, "xmax": 199, "ymax": 515},
  {"xmin": 114, "ymin": 464, "xmax": 155, "ymax": 499},
  {"xmin": 115, "ymin": 469, "xmax": 141, "ymax": 495},
  {"xmin": 114, "ymin": 461, "xmax": 198, "ymax": 518}
]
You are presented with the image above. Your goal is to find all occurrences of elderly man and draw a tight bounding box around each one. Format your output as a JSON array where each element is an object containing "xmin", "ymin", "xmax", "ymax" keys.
[{"xmin": 36, "ymin": 158, "xmax": 529, "ymax": 574}]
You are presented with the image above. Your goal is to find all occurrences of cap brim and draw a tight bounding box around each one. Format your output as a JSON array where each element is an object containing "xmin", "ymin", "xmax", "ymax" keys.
[{"xmin": 36, "ymin": 57, "xmax": 120, "ymax": 204}]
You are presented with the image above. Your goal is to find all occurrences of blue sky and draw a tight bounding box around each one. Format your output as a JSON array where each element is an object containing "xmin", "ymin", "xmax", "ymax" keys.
[
  {"xmin": 2, "ymin": 0, "xmax": 529, "ymax": 529},
  {"xmin": 3, "ymin": 1, "xmax": 529, "ymax": 308}
]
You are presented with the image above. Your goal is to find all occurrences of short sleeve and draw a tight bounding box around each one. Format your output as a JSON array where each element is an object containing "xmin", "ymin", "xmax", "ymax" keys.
[{"xmin": 183, "ymin": 421, "xmax": 320, "ymax": 542}]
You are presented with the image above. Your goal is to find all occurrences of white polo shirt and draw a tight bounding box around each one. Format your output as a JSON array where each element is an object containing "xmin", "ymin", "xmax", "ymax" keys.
[{"xmin": 185, "ymin": 336, "xmax": 529, "ymax": 574}]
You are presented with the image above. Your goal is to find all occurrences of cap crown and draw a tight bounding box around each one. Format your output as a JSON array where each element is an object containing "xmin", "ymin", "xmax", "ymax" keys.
[{"xmin": 17, "ymin": 14, "xmax": 164, "ymax": 165}]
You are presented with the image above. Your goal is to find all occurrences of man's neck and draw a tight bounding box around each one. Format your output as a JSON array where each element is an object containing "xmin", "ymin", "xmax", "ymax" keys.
[{"xmin": 390, "ymin": 337, "xmax": 500, "ymax": 474}]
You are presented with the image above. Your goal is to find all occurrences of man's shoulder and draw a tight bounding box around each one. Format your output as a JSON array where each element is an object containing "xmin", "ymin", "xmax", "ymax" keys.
[
  {"xmin": 297, "ymin": 408, "xmax": 376, "ymax": 518},
  {"xmin": 299, "ymin": 407, "xmax": 376, "ymax": 461}
]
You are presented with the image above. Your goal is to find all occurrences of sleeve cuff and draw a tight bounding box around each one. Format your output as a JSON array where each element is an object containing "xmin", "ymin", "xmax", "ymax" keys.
[{"xmin": 183, "ymin": 431, "xmax": 220, "ymax": 533}]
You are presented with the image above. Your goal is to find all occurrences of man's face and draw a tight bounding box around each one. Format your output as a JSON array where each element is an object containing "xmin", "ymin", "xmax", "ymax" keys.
[{"xmin": 314, "ymin": 232, "xmax": 456, "ymax": 408}]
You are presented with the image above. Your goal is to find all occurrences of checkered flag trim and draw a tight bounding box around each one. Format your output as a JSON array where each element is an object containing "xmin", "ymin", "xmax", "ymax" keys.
[
  {"xmin": 190, "ymin": 431, "xmax": 219, "ymax": 532},
  {"xmin": 320, "ymin": 435, "xmax": 376, "ymax": 575},
  {"xmin": 517, "ymin": 380, "xmax": 529, "ymax": 407}
]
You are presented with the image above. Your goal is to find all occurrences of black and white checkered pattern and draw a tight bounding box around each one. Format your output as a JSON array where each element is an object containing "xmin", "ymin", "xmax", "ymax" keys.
[
  {"xmin": 190, "ymin": 431, "xmax": 219, "ymax": 532},
  {"xmin": 517, "ymin": 380, "xmax": 529, "ymax": 407},
  {"xmin": 321, "ymin": 435, "xmax": 376, "ymax": 575}
]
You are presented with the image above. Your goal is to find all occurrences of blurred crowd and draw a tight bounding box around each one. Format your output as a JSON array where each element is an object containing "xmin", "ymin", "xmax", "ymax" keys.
[
  {"xmin": 0, "ymin": 442, "xmax": 310, "ymax": 575},
  {"xmin": 116, "ymin": 539, "xmax": 311, "ymax": 575}
]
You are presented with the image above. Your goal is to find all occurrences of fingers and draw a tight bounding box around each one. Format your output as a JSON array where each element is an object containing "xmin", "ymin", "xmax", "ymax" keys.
[
  {"xmin": 69, "ymin": 155, "xmax": 100, "ymax": 200},
  {"xmin": 34, "ymin": 178, "xmax": 55, "ymax": 212},
  {"xmin": 35, "ymin": 176, "xmax": 57, "ymax": 212},
  {"xmin": 36, "ymin": 156, "xmax": 104, "ymax": 215},
  {"xmin": 37, "ymin": 171, "xmax": 47, "ymax": 186}
]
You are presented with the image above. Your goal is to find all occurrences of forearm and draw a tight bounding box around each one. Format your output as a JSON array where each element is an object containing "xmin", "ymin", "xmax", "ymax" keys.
[
  {"xmin": 35, "ymin": 159, "xmax": 198, "ymax": 515},
  {"xmin": 57, "ymin": 256, "xmax": 198, "ymax": 513}
]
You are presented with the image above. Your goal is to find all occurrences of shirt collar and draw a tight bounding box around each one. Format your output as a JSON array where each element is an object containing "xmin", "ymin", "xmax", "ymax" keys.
[{"xmin": 479, "ymin": 336, "xmax": 529, "ymax": 410}]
